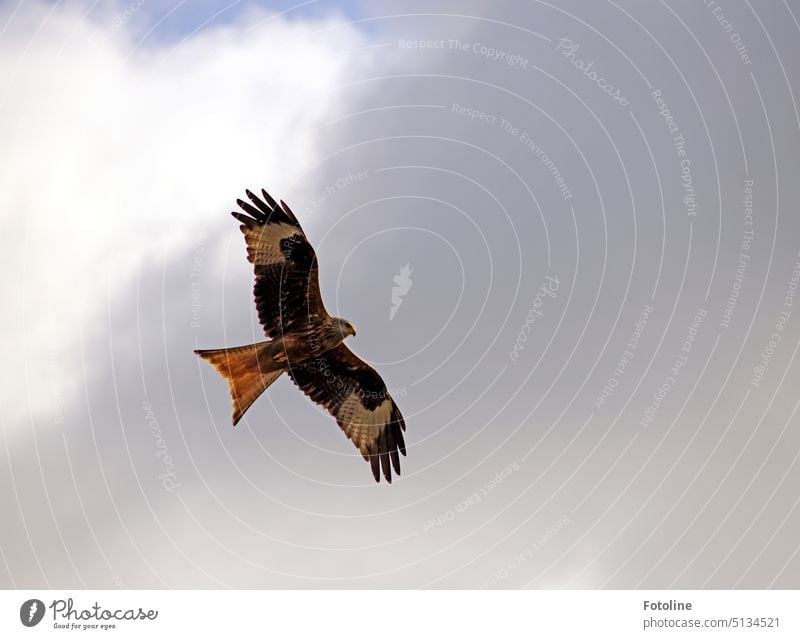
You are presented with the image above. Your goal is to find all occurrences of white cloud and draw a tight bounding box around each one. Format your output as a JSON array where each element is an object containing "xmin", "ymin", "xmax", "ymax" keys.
[{"xmin": 0, "ymin": 2, "xmax": 366, "ymax": 427}]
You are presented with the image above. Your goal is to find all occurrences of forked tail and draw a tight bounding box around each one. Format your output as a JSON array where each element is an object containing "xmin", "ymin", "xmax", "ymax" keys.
[{"xmin": 194, "ymin": 341, "xmax": 283, "ymax": 425}]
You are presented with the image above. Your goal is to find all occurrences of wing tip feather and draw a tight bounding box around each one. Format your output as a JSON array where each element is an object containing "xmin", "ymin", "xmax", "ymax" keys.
[
  {"xmin": 261, "ymin": 188, "xmax": 278, "ymax": 209},
  {"xmin": 369, "ymin": 451, "xmax": 380, "ymax": 483},
  {"xmin": 231, "ymin": 211, "xmax": 258, "ymax": 229},
  {"xmin": 279, "ymin": 199, "xmax": 300, "ymax": 225}
]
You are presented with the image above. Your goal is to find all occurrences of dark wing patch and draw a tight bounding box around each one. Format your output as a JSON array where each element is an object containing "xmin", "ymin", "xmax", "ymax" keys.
[
  {"xmin": 287, "ymin": 344, "xmax": 406, "ymax": 483},
  {"xmin": 232, "ymin": 189, "xmax": 328, "ymax": 338}
]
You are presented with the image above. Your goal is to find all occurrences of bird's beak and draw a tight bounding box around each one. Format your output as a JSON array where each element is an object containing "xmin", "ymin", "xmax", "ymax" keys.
[{"xmin": 351, "ymin": 325, "xmax": 357, "ymax": 336}]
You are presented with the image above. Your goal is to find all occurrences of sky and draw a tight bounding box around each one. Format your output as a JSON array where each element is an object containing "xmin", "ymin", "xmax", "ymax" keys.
[{"xmin": 1, "ymin": 0, "xmax": 800, "ymax": 589}]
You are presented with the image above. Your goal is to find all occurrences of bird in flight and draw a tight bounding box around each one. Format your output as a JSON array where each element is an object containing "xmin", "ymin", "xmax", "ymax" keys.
[{"xmin": 195, "ymin": 189, "xmax": 406, "ymax": 483}]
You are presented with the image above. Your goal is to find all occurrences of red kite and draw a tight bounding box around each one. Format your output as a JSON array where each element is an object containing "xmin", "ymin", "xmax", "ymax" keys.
[{"xmin": 195, "ymin": 189, "xmax": 406, "ymax": 483}]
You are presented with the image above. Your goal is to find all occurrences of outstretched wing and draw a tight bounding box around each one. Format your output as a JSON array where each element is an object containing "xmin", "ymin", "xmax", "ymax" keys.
[
  {"xmin": 287, "ymin": 344, "xmax": 406, "ymax": 483},
  {"xmin": 232, "ymin": 189, "xmax": 328, "ymax": 338}
]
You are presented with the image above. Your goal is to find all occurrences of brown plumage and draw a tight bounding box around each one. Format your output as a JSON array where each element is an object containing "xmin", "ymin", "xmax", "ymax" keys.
[{"xmin": 195, "ymin": 189, "xmax": 406, "ymax": 483}]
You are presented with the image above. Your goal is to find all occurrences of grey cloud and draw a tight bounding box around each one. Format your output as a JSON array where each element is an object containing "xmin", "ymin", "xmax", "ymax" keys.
[{"xmin": 2, "ymin": 0, "xmax": 800, "ymax": 588}]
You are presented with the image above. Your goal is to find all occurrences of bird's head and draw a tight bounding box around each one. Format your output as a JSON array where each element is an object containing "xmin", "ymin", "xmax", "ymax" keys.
[{"xmin": 335, "ymin": 317, "xmax": 357, "ymax": 339}]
